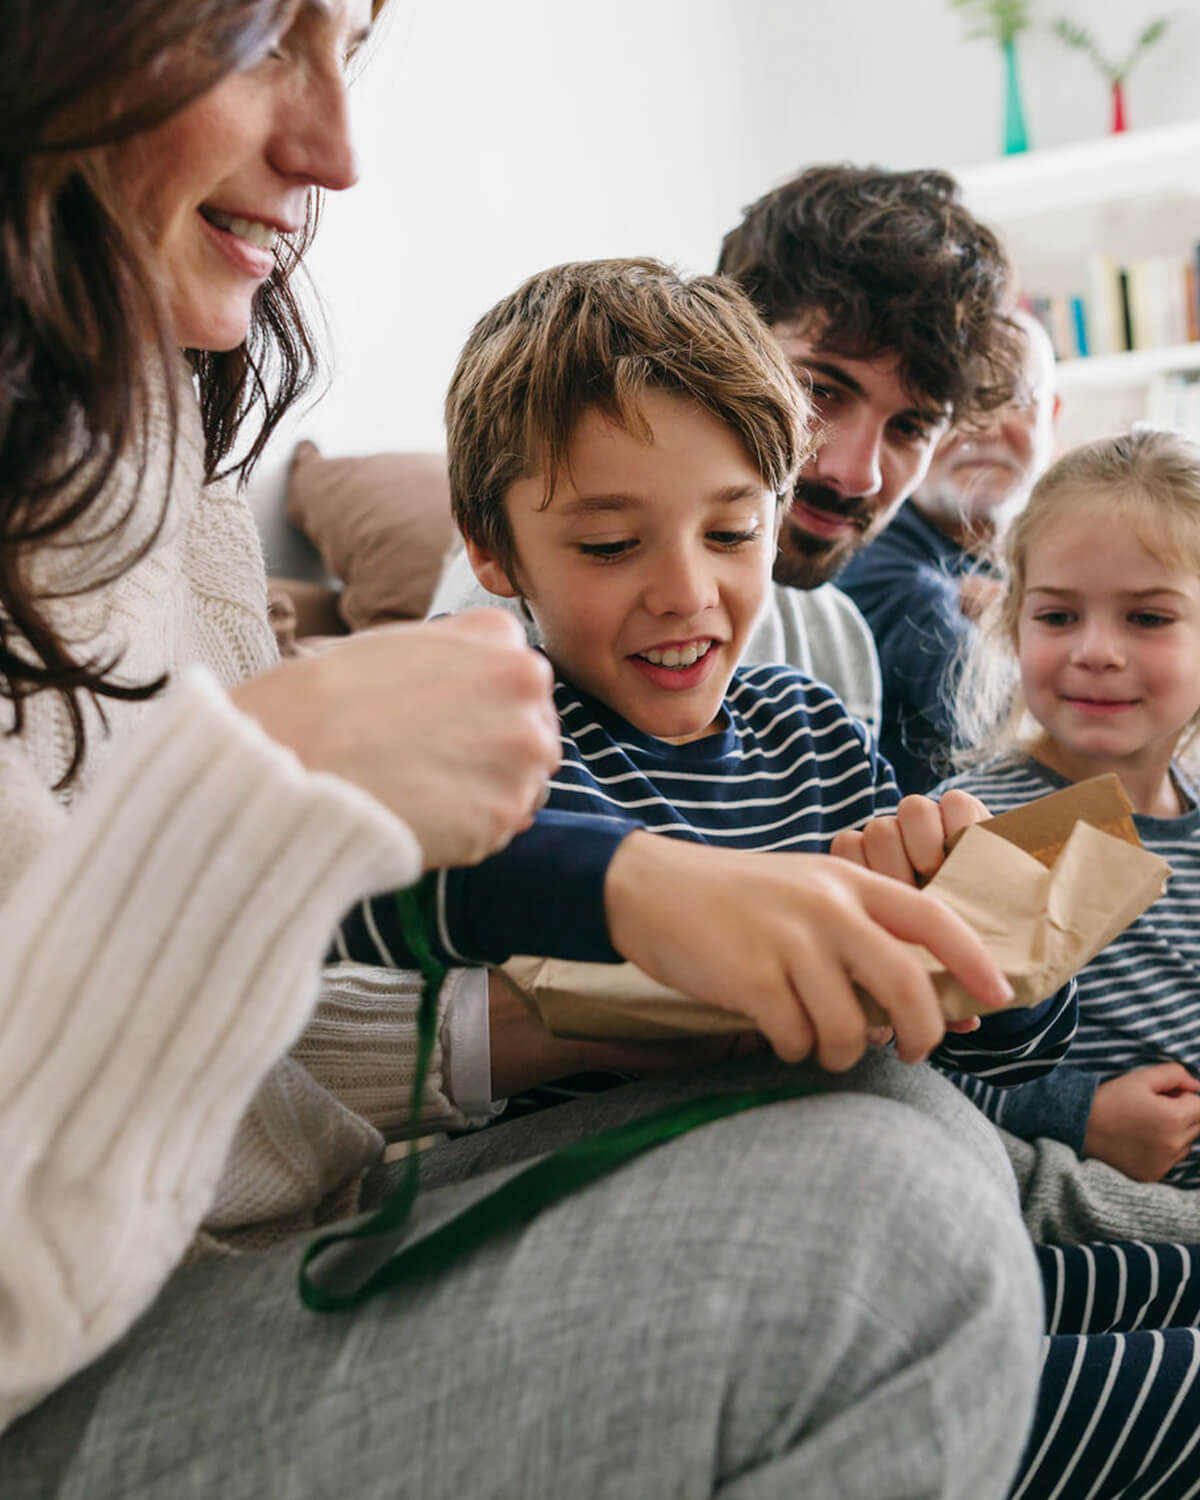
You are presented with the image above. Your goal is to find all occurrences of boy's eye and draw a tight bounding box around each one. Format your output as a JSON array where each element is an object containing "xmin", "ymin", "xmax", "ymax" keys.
[
  {"xmin": 707, "ymin": 528, "xmax": 761, "ymax": 549},
  {"xmin": 578, "ymin": 539, "xmax": 637, "ymax": 561}
]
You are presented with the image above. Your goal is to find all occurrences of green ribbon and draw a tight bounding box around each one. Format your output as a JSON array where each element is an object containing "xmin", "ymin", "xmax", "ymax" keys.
[{"xmin": 299, "ymin": 879, "xmax": 820, "ymax": 1312}]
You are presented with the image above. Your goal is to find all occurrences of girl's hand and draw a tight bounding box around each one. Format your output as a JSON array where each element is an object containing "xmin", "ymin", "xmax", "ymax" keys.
[
  {"xmin": 603, "ymin": 832, "xmax": 1013, "ymax": 1073},
  {"xmin": 1084, "ymin": 1064, "xmax": 1200, "ymax": 1182},
  {"xmin": 828, "ymin": 790, "xmax": 991, "ymax": 886},
  {"xmin": 232, "ymin": 611, "xmax": 561, "ymax": 870}
]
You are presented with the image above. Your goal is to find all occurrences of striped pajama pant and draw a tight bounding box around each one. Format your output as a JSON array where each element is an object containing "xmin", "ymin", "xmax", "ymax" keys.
[{"xmin": 1017, "ymin": 1242, "xmax": 1200, "ymax": 1498}]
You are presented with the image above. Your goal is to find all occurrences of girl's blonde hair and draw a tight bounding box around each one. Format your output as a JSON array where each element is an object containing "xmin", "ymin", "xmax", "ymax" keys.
[{"xmin": 953, "ymin": 426, "xmax": 1200, "ymax": 770}]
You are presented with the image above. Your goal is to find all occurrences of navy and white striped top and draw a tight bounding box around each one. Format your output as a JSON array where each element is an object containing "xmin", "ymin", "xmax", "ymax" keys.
[
  {"xmin": 548, "ymin": 664, "xmax": 893, "ymax": 852},
  {"xmin": 936, "ymin": 756, "xmax": 1200, "ymax": 1185}
]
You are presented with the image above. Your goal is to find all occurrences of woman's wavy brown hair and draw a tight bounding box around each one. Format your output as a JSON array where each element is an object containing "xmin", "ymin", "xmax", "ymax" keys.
[
  {"xmin": 717, "ymin": 164, "xmax": 1023, "ymax": 424},
  {"xmin": 2, "ymin": 0, "xmax": 380, "ymax": 783}
]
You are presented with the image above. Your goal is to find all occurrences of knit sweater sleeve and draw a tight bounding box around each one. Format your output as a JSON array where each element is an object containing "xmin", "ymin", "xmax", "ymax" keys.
[{"xmin": 0, "ymin": 667, "xmax": 424, "ymax": 1432}]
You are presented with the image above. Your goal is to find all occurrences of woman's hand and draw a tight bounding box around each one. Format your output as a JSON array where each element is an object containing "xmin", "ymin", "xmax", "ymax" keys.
[
  {"xmin": 1084, "ymin": 1064, "xmax": 1200, "ymax": 1182},
  {"xmin": 828, "ymin": 790, "xmax": 991, "ymax": 886},
  {"xmin": 232, "ymin": 611, "xmax": 560, "ymax": 869},
  {"xmin": 603, "ymin": 832, "xmax": 1013, "ymax": 1073}
]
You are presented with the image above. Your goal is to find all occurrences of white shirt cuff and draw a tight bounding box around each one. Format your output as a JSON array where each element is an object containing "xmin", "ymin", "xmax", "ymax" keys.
[{"xmin": 440, "ymin": 967, "xmax": 503, "ymax": 1127}]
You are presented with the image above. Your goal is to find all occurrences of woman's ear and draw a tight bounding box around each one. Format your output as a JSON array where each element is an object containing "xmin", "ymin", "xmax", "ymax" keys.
[{"xmin": 464, "ymin": 538, "xmax": 520, "ymax": 599}]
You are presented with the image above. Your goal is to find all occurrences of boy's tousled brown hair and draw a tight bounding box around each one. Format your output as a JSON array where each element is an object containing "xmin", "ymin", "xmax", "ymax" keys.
[
  {"xmin": 445, "ymin": 258, "xmax": 814, "ymax": 576},
  {"xmin": 717, "ymin": 164, "xmax": 1021, "ymax": 424}
]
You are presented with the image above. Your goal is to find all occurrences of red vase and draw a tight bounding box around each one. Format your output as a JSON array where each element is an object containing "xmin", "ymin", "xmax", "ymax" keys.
[{"xmin": 1111, "ymin": 79, "xmax": 1128, "ymax": 133}]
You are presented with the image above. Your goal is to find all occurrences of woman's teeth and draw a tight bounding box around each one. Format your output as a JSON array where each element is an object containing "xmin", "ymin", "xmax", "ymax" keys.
[
  {"xmin": 203, "ymin": 209, "xmax": 277, "ymax": 250},
  {"xmin": 640, "ymin": 640, "xmax": 713, "ymax": 669}
]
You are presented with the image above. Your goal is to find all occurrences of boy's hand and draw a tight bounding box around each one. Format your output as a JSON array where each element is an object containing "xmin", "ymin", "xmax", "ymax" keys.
[
  {"xmin": 603, "ymin": 832, "xmax": 1013, "ymax": 1073},
  {"xmin": 828, "ymin": 790, "xmax": 991, "ymax": 886},
  {"xmin": 1084, "ymin": 1064, "xmax": 1200, "ymax": 1182}
]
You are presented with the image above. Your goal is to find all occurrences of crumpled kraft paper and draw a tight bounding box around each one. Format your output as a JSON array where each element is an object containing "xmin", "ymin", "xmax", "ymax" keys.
[{"xmin": 501, "ymin": 775, "xmax": 1171, "ymax": 1041}]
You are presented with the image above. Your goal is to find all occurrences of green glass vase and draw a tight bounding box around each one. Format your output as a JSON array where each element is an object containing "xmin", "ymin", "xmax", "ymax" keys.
[{"xmin": 1002, "ymin": 36, "xmax": 1030, "ymax": 154}]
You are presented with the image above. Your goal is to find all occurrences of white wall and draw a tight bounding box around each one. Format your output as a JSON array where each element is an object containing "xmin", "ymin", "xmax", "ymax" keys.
[
  {"xmin": 737, "ymin": 0, "xmax": 1198, "ymax": 183},
  {"xmin": 251, "ymin": 0, "xmax": 1200, "ymax": 560}
]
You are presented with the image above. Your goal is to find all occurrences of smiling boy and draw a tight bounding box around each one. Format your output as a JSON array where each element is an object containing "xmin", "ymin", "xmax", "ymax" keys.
[{"xmin": 431, "ymin": 258, "xmax": 1075, "ymax": 1080}]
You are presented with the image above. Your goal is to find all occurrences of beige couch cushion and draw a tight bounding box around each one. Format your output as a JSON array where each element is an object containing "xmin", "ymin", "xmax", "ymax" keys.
[{"xmin": 285, "ymin": 440, "xmax": 456, "ymax": 631}]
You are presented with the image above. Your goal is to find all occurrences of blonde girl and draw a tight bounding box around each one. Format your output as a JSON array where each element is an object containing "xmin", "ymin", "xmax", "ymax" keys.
[
  {"xmin": 943, "ymin": 426, "xmax": 1200, "ymax": 1188},
  {"xmin": 930, "ymin": 428, "xmax": 1200, "ymax": 1500}
]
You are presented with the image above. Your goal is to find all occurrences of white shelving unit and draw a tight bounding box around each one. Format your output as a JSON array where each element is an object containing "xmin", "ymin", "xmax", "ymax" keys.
[{"xmin": 956, "ymin": 121, "xmax": 1200, "ymax": 446}]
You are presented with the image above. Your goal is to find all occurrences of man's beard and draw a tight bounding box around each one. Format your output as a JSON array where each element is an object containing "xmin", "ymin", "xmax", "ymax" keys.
[{"xmin": 773, "ymin": 480, "xmax": 879, "ymax": 590}]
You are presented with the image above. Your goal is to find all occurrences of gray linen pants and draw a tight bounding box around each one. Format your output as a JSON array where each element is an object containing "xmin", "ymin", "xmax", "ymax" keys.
[{"xmin": 3, "ymin": 1053, "xmax": 1043, "ymax": 1499}]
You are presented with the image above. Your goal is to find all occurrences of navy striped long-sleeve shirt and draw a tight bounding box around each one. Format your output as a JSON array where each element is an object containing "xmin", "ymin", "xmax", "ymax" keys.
[
  {"xmin": 339, "ymin": 665, "xmax": 1075, "ymax": 1085},
  {"xmin": 935, "ymin": 755, "xmax": 1200, "ymax": 1179}
]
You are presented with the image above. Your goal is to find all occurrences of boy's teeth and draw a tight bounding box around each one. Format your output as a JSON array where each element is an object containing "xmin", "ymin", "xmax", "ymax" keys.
[
  {"xmin": 205, "ymin": 210, "xmax": 277, "ymax": 250},
  {"xmin": 642, "ymin": 641, "xmax": 711, "ymax": 668}
]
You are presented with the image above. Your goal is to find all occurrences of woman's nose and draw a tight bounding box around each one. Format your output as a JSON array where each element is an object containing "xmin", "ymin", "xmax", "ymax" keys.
[{"xmin": 269, "ymin": 69, "xmax": 359, "ymax": 192}]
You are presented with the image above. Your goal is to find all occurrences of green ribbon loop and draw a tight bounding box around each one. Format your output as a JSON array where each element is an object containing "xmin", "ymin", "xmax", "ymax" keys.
[{"xmin": 299, "ymin": 879, "xmax": 819, "ymax": 1312}]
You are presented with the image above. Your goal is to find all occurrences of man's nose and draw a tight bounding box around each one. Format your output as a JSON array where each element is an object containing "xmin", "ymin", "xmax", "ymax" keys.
[{"xmin": 810, "ymin": 412, "xmax": 884, "ymax": 500}]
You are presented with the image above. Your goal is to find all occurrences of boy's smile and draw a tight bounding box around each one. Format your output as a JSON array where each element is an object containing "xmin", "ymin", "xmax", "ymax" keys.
[{"xmin": 465, "ymin": 389, "xmax": 777, "ymax": 743}]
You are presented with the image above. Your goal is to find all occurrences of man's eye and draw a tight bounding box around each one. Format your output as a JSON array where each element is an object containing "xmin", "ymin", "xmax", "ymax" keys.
[
  {"xmin": 578, "ymin": 539, "xmax": 636, "ymax": 561},
  {"xmin": 891, "ymin": 418, "xmax": 932, "ymax": 444}
]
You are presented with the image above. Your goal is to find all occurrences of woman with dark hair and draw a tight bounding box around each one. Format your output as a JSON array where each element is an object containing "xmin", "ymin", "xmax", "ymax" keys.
[{"xmin": 0, "ymin": 3, "xmax": 1051, "ymax": 1495}]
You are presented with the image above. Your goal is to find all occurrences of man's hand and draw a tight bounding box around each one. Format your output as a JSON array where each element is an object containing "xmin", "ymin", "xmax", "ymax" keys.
[
  {"xmin": 1084, "ymin": 1064, "xmax": 1200, "ymax": 1182},
  {"xmin": 603, "ymin": 832, "xmax": 1014, "ymax": 1073},
  {"xmin": 828, "ymin": 790, "xmax": 990, "ymax": 886}
]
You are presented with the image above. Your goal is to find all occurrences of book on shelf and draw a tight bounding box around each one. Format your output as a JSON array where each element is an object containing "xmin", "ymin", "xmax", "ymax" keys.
[{"xmin": 1024, "ymin": 248, "xmax": 1200, "ymax": 361}]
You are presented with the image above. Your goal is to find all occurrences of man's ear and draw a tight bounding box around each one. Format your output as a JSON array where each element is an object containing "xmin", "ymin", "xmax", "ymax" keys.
[{"xmin": 464, "ymin": 537, "xmax": 520, "ymax": 599}]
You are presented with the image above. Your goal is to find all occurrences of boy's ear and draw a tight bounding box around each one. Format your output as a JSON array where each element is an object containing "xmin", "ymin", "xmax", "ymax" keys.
[{"xmin": 464, "ymin": 537, "xmax": 520, "ymax": 599}]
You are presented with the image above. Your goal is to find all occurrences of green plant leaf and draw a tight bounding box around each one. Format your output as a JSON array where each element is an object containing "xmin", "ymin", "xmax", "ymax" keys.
[{"xmin": 949, "ymin": 0, "xmax": 1033, "ymax": 44}]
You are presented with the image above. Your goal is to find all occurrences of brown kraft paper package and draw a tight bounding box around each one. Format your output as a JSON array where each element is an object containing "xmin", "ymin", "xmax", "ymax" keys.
[{"xmin": 500, "ymin": 775, "xmax": 1170, "ymax": 1042}]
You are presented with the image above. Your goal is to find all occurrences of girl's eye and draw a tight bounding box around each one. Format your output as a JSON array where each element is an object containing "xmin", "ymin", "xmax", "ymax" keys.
[
  {"xmin": 578, "ymin": 539, "xmax": 637, "ymax": 561},
  {"xmin": 708, "ymin": 528, "xmax": 761, "ymax": 549},
  {"xmin": 1130, "ymin": 611, "xmax": 1175, "ymax": 629},
  {"xmin": 1033, "ymin": 609, "xmax": 1075, "ymax": 627}
]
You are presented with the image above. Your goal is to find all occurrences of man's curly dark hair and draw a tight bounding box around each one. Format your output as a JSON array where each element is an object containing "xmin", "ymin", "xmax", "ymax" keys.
[{"xmin": 717, "ymin": 164, "xmax": 1022, "ymax": 424}]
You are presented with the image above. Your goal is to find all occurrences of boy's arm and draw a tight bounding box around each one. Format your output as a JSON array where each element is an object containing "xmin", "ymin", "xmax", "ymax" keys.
[
  {"xmin": 334, "ymin": 809, "xmax": 633, "ymax": 969},
  {"xmin": 930, "ymin": 978, "xmax": 1077, "ymax": 1084}
]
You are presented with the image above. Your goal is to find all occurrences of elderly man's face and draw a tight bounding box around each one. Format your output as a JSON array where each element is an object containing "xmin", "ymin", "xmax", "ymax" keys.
[
  {"xmin": 913, "ymin": 319, "xmax": 1058, "ymax": 541},
  {"xmin": 768, "ymin": 319, "xmax": 950, "ymax": 590}
]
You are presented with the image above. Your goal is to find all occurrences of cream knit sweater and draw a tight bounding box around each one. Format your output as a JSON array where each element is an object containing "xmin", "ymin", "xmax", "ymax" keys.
[{"xmin": 0, "ymin": 389, "xmax": 476, "ymax": 1431}]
